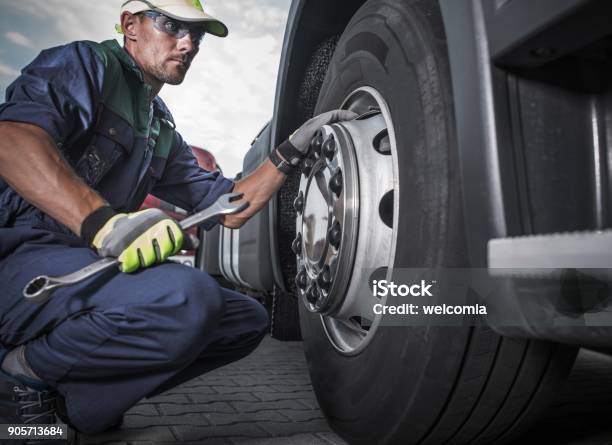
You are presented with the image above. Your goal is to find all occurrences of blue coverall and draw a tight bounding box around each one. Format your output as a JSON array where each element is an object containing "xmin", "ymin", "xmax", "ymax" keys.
[{"xmin": 0, "ymin": 40, "xmax": 269, "ymax": 434}]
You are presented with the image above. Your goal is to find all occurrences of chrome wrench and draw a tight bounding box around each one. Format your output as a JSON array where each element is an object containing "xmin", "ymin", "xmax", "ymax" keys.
[{"xmin": 22, "ymin": 192, "xmax": 247, "ymax": 304}]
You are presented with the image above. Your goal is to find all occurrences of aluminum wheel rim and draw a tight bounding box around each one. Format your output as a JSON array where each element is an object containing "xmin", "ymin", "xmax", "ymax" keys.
[{"xmin": 293, "ymin": 86, "xmax": 399, "ymax": 355}]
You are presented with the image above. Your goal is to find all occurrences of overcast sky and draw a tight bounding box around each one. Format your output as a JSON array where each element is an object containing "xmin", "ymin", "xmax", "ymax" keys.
[{"xmin": 0, "ymin": 0, "xmax": 290, "ymax": 178}]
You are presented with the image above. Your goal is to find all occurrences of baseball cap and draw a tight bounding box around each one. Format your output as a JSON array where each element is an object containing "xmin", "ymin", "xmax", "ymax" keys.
[{"xmin": 118, "ymin": 0, "xmax": 228, "ymax": 37}]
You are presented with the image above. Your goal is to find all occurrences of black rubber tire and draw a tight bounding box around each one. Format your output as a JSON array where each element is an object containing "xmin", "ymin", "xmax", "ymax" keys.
[
  {"xmin": 270, "ymin": 289, "xmax": 302, "ymax": 341},
  {"xmin": 297, "ymin": 1, "xmax": 578, "ymax": 444}
]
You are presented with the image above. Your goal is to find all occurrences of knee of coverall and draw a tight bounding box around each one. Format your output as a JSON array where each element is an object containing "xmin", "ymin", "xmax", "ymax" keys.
[
  {"xmin": 131, "ymin": 265, "xmax": 226, "ymax": 366},
  {"xmin": 224, "ymin": 287, "xmax": 270, "ymax": 345},
  {"xmin": 249, "ymin": 296, "xmax": 270, "ymax": 339}
]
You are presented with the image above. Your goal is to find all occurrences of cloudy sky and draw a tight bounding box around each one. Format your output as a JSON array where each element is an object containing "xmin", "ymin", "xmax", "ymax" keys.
[{"xmin": 0, "ymin": 0, "xmax": 291, "ymax": 178}]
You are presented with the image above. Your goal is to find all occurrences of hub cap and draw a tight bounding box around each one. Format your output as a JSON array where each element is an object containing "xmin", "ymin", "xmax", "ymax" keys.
[{"xmin": 294, "ymin": 87, "xmax": 398, "ymax": 354}]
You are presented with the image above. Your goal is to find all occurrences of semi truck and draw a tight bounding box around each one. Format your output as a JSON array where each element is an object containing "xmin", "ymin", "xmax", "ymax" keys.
[{"xmin": 196, "ymin": 0, "xmax": 612, "ymax": 443}]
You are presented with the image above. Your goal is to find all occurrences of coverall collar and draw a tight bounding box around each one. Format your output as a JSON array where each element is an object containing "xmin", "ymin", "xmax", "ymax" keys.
[
  {"xmin": 101, "ymin": 40, "xmax": 175, "ymax": 126},
  {"xmin": 102, "ymin": 39, "xmax": 146, "ymax": 83}
]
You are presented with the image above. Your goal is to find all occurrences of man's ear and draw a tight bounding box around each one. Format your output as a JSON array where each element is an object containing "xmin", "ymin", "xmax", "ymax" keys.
[{"xmin": 121, "ymin": 12, "xmax": 140, "ymax": 42}]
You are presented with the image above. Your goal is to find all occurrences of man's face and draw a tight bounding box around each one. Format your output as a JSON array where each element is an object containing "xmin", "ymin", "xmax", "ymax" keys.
[{"xmin": 130, "ymin": 13, "xmax": 203, "ymax": 85}]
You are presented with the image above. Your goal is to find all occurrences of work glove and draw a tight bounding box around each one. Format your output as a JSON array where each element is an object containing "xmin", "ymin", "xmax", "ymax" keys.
[
  {"xmin": 81, "ymin": 207, "xmax": 184, "ymax": 273},
  {"xmin": 269, "ymin": 110, "xmax": 358, "ymax": 174}
]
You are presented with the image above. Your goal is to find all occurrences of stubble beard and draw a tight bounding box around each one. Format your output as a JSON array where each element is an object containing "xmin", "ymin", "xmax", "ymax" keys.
[{"xmin": 148, "ymin": 60, "xmax": 188, "ymax": 86}]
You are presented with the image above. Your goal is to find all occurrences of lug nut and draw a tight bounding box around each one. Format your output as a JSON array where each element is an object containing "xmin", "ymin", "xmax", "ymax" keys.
[
  {"xmin": 328, "ymin": 221, "xmax": 342, "ymax": 249},
  {"xmin": 317, "ymin": 265, "xmax": 332, "ymax": 291},
  {"xmin": 323, "ymin": 135, "xmax": 336, "ymax": 161},
  {"xmin": 329, "ymin": 170, "xmax": 343, "ymax": 197},
  {"xmin": 295, "ymin": 268, "xmax": 308, "ymax": 290},
  {"xmin": 293, "ymin": 192, "xmax": 304, "ymax": 214},
  {"xmin": 306, "ymin": 285, "xmax": 320, "ymax": 304},
  {"xmin": 291, "ymin": 233, "xmax": 302, "ymax": 256},
  {"xmin": 302, "ymin": 158, "xmax": 314, "ymax": 177},
  {"xmin": 311, "ymin": 130, "xmax": 323, "ymax": 158}
]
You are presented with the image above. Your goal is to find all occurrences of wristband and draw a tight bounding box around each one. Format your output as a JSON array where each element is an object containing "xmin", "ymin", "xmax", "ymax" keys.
[
  {"xmin": 81, "ymin": 206, "xmax": 117, "ymax": 246},
  {"xmin": 275, "ymin": 139, "xmax": 304, "ymax": 167},
  {"xmin": 269, "ymin": 150, "xmax": 295, "ymax": 175}
]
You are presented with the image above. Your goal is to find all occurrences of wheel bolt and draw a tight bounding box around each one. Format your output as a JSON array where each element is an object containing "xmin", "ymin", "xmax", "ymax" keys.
[
  {"xmin": 291, "ymin": 233, "xmax": 302, "ymax": 256},
  {"xmin": 329, "ymin": 170, "xmax": 343, "ymax": 197},
  {"xmin": 293, "ymin": 192, "xmax": 304, "ymax": 214},
  {"xmin": 323, "ymin": 135, "xmax": 336, "ymax": 161},
  {"xmin": 311, "ymin": 130, "xmax": 323, "ymax": 158},
  {"xmin": 328, "ymin": 221, "xmax": 342, "ymax": 249},
  {"xmin": 295, "ymin": 268, "xmax": 308, "ymax": 290},
  {"xmin": 317, "ymin": 265, "xmax": 332, "ymax": 291},
  {"xmin": 306, "ymin": 284, "xmax": 320, "ymax": 304},
  {"xmin": 302, "ymin": 158, "xmax": 314, "ymax": 177}
]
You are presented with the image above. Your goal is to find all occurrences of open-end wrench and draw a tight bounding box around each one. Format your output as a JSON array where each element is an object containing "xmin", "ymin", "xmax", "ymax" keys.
[{"xmin": 22, "ymin": 192, "xmax": 248, "ymax": 304}]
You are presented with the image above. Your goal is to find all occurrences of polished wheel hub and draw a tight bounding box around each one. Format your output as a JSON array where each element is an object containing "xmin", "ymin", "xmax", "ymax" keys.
[{"xmin": 293, "ymin": 87, "xmax": 398, "ymax": 354}]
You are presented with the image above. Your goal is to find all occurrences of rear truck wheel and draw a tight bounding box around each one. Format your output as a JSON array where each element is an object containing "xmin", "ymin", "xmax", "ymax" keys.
[{"xmin": 289, "ymin": 1, "xmax": 578, "ymax": 444}]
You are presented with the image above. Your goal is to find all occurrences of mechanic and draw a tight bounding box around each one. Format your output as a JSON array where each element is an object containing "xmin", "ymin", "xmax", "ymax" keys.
[{"xmin": 0, "ymin": 0, "xmax": 356, "ymax": 436}]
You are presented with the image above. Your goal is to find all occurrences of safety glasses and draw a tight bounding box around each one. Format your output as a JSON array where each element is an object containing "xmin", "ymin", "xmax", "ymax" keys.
[{"xmin": 143, "ymin": 11, "xmax": 206, "ymax": 45}]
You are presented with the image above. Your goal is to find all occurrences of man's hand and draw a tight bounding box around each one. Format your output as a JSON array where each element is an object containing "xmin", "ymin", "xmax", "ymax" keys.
[
  {"xmin": 272, "ymin": 110, "xmax": 358, "ymax": 171},
  {"xmin": 84, "ymin": 208, "xmax": 184, "ymax": 273},
  {"xmin": 289, "ymin": 109, "xmax": 358, "ymax": 154},
  {"xmin": 225, "ymin": 110, "xmax": 358, "ymax": 229}
]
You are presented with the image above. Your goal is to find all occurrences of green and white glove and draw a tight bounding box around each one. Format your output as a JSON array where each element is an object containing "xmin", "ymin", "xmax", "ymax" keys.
[
  {"xmin": 269, "ymin": 110, "xmax": 358, "ymax": 174},
  {"xmin": 81, "ymin": 207, "xmax": 184, "ymax": 273}
]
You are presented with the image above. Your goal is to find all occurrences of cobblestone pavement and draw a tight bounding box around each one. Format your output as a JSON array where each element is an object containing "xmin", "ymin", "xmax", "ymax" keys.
[
  {"xmin": 78, "ymin": 337, "xmax": 347, "ymax": 445},
  {"xmin": 77, "ymin": 338, "xmax": 612, "ymax": 445}
]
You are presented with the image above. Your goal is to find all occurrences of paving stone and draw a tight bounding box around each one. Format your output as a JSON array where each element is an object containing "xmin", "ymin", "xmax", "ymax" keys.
[
  {"xmin": 123, "ymin": 413, "xmax": 209, "ymax": 428},
  {"xmin": 218, "ymin": 369, "xmax": 302, "ymax": 376},
  {"xmin": 230, "ymin": 376, "xmax": 311, "ymax": 386},
  {"xmin": 251, "ymin": 391, "xmax": 317, "ymax": 402},
  {"xmin": 78, "ymin": 442, "xmax": 128, "ymax": 445},
  {"xmin": 189, "ymin": 392, "xmax": 260, "ymax": 404},
  {"xmin": 182, "ymin": 377, "xmax": 233, "ymax": 386},
  {"xmin": 269, "ymin": 384, "xmax": 314, "ymax": 393},
  {"xmin": 231, "ymin": 399, "xmax": 309, "ymax": 413},
  {"xmin": 315, "ymin": 432, "xmax": 350, "ymax": 445},
  {"xmin": 210, "ymin": 367, "xmax": 304, "ymax": 374},
  {"xmin": 294, "ymin": 398, "xmax": 321, "ymax": 410},
  {"xmin": 125, "ymin": 403, "xmax": 159, "ymax": 416},
  {"xmin": 212, "ymin": 385, "xmax": 277, "ymax": 394},
  {"xmin": 79, "ymin": 426, "xmax": 175, "ymax": 443},
  {"xmin": 179, "ymin": 440, "xmax": 231, "ymax": 445},
  {"xmin": 126, "ymin": 442, "xmax": 231, "ymax": 445},
  {"xmin": 159, "ymin": 401, "xmax": 236, "ymax": 415},
  {"xmin": 229, "ymin": 433, "xmax": 331, "ymax": 444},
  {"xmin": 258, "ymin": 419, "xmax": 334, "ymax": 437},
  {"xmin": 146, "ymin": 393, "xmax": 191, "ymax": 404},
  {"xmin": 171, "ymin": 424, "xmax": 268, "ymax": 441},
  {"xmin": 278, "ymin": 410, "xmax": 325, "ymax": 422},
  {"xmin": 162, "ymin": 385, "xmax": 217, "ymax": 395},
  {"xmin": 129, "ymin": 440, "xmax": 231, "ymax": 445},
  {"xmin": 205, "ymin": 410, "xmax": 288, "ymax": 426}
]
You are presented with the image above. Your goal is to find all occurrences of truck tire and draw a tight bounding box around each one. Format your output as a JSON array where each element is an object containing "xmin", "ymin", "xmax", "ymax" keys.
[
  {"xmin": 297, "ymin": 1, "xmax": 578, "ymax": 444},
  {"xmin": 270, "ymin": 289, "xmax": 302, "ymax": 341}
]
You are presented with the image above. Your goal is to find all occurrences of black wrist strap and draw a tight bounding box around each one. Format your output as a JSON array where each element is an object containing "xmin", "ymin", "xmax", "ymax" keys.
[
  {"xmin": 81, "ymin": 206, "xmax": 117, "ymax": 246},
  {"xmin": 275, "ymin": 139, "xmax": 304, "ymax": 167},
  {"xmin": 269, "ymin": 150, "xmax": 295, "ymax": 175}
]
